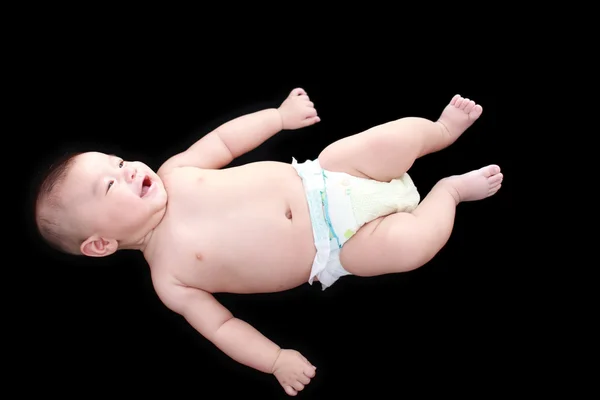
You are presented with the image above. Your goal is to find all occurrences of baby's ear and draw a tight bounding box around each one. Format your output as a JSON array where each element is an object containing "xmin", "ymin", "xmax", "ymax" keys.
[{"xmin": 80, "ymin": 235, "xmax": 118, "ymax": 257}]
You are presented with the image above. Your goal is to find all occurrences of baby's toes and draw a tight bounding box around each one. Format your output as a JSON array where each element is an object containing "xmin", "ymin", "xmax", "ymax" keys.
[{"xmin": 488, "ymin": 173, "xmax": 503, "ymax": 185}]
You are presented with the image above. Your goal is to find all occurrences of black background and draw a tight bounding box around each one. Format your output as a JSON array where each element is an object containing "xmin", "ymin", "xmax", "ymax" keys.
[{"xmin": 15, "ymin": 36, "xmax": 516, "ymax": 398}]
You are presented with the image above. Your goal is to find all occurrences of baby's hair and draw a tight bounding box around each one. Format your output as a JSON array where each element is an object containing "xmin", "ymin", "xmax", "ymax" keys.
[{"xmin": 34, "ymin": 151, "xmax": 84, "ymax": 255}]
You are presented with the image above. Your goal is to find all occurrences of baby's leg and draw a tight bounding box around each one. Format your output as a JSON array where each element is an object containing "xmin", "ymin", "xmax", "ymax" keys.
[
  {"xmin": 319, "ymin": 95, "xmax": 483, "ymax": 182},
  {"xmin": 339, "ymin": 165, "xmax": 503, "ymax": 276}
]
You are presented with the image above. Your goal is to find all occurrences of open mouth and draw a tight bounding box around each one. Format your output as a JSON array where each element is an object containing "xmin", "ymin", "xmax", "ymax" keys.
[{"xmin": 140, "ymin": 175, "xmax": 152, "ymax": 197}]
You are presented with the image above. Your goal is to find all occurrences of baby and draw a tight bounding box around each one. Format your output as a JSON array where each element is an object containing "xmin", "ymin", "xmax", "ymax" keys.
[{"xmin": 35, "ymin": 88, "xmax": 503, "ymax": 396}]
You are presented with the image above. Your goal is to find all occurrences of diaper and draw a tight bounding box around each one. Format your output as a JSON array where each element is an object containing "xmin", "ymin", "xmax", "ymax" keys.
[{"xmin": 291, "ymin": 158, "xmax": 420, "ymax": 290}]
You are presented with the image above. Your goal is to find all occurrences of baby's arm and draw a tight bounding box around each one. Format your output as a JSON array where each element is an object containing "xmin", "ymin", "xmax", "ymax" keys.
[
  {"xmin": 156, "ymin": 283, "xmax": 316, "ymax": 395},
  {"xmin": 210, "ymin": 108, "xmax": 284, "ymax": 161},
  {"xmin": 209, "ymin": 88, "xmax": 318, "ymax": 163},
  {"xmin": 158, "ymin": 88, "xmax": 319, "ymax": 172},
  {"xmin": 158, "ymin": 108, "xmax": 282, "ymax": 172},
  {"xmin": 159, "ymin": 283, "xmax": 280, "ymax": 372}
]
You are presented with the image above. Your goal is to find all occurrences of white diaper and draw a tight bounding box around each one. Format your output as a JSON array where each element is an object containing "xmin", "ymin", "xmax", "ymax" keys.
[{"xmin": 292, "ymin": 158, "xmax": 420, "ymax": 290}]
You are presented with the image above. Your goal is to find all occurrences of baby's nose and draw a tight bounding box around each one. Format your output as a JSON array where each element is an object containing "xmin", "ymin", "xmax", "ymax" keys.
[{"xmin": 125, "ymin": 166, "xmax": 137, "ymax": 183}]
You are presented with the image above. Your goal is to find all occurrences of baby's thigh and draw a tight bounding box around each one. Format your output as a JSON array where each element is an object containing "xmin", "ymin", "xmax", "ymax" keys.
[
  {"xmin": 339, "ymin": 212, "xmax": 427, "ymax": 277},
  {"xmin": 317, "ymin": 132, "xmax": 372, "ymax": 179},
  {"xmin": 338, "ymin": 216, "xmax": 387, "ymax": 276}
]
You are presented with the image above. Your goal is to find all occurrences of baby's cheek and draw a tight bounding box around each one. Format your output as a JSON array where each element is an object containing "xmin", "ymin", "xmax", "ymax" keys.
[{"xmin": 110, "ymin": 198, "xmax": 137, "ymax": 219}]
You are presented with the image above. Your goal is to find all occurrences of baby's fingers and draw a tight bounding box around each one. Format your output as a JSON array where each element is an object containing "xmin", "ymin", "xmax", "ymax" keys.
[
  {"xmin": 290, "ymin": 88, "xmax": 306, "ymax": 96},
  {"xmin": 303, "ymin": 107, "xmax": 318, "ymax": 118},
  {"xmin": 298, "ymin": 373, "xmax": 311, "ymax": 385},
  {"xmin": 300, "ymin": 116, "xmax": 320, "ymax": 127},
  {"xmin": 285, "ymin": 385, "xmax": 297, "ymax": 396},
  {"xmin": 304, "ymin": 366, "xmax": 316, "ymax": 378},
  {"xmin": 292, "ymin": 381, "xmax": 305, "ymax": 392},
  {"xmin": 301, "ymin": 354, "xmax": 316, "ymax": 368}
]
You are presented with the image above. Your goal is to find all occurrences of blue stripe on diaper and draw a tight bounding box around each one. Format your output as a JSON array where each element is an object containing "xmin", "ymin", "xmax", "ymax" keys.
[{"xmin": 321, "ymin": 170, "xmax": 342, "ymax": 249}]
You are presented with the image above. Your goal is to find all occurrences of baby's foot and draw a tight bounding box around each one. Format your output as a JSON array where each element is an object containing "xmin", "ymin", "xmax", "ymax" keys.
[
  {"xmin": 436, "ymin": 94, "xmax": 484, "ymax": 140},
  {"xmin": 442, "ymin": 165, "xmax": 503, "ymax": 203}
]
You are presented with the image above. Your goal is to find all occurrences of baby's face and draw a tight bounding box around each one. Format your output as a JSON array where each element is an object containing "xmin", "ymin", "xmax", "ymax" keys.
[{"xmin": 63, "ymin": 151, "xmax": 167, "ymax": 244}]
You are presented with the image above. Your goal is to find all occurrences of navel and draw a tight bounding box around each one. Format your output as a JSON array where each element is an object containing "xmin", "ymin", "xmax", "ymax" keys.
[{"xmin": 285, "ymin": 209, "xmax": 293, "ymax": 220}]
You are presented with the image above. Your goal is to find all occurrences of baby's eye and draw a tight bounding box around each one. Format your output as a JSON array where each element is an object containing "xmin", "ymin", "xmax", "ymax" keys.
[{"xmin": 119, "ymin": 161, "xmax": 124, "ymax": 168}]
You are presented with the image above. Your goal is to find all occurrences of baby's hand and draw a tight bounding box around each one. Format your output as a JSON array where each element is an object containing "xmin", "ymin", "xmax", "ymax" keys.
[
  {"xmin": 272, "ymin": 349, "xmax": 317, "ymax": 396},
  {"xmin": 278, "ymin": 88, "xmax": 320, "ymax": 130}
]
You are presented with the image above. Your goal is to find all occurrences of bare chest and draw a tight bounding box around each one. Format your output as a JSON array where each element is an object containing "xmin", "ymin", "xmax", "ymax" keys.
[{"xmin": 149, "ymin": 163, "xmax": 316, "ymax": 293}]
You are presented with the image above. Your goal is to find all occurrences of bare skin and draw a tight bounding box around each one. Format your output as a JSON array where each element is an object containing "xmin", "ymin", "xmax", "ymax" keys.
[
  {"xmin": 148, "ymin": 162, "xmax": 316, "ymax": 294},
  {"xmin": 59, "ymin": 90, "xmax": 502, "ymax": 396},
  {"xmin": 319, "ymin": 94, "xmax": 502, "ymax": 276}
]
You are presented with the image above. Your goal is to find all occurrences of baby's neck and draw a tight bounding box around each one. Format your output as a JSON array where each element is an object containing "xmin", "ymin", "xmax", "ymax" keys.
[
  {"xmin": 119, "ymin": 228, "xmax": 155, "ymax": 252},
  {"xmin": 118, "ymin": 206, "xmax": 167, "ymax": 253}
]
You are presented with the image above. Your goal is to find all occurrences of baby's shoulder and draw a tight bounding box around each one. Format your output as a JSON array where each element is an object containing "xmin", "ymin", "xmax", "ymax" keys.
[
  {"xmin": 157, "ymin": 152, "xmax": 216, "ymax": 178},
  {"xmin": 157, "ymin": 158, "xmax": 194, "ymax": 179},
  {"xmin": 146, "ymin": 244, "xmax": 191, "ymax": 286},
  {"xmin": 148, "ymin": 268, "xmax": 190, "ymax": 310},
  {"xmin": 157, "ymin": 163, "xmax": 207, "ymax": 191}
]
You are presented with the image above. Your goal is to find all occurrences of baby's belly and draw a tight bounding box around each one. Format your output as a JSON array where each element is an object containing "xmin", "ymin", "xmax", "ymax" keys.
[
  {"xmin": 203, "ymin": 213, "xmax": 316, "ymax": 293},
  {"xmin": 167, "ymin": 162, "xmax": 317, "ymax": 293}
]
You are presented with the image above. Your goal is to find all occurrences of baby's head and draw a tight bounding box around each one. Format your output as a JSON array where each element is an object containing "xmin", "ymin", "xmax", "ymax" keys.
[{"xmin": 35, "ymin": 151, "xmax": 168, "ymax": 257}]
